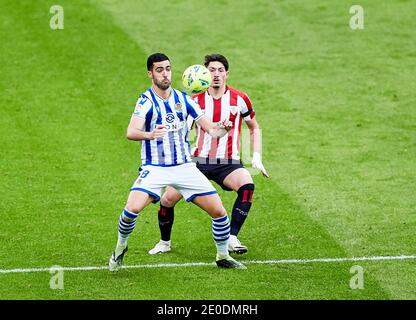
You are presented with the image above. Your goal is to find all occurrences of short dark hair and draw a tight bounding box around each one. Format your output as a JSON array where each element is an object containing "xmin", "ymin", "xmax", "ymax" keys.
[
  {"xmin": 147, "ymin": 53, "xmax": 170, "ymax": 71},
  {"xmin": 204, "ymin": 54, "xmax": 229, "ymax": 71}
]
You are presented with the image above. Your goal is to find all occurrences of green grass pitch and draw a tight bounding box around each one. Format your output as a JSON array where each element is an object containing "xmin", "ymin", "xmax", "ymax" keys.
[{"xmin": 0, "ymin": 0, "xmax": 415, "ymax": 300}]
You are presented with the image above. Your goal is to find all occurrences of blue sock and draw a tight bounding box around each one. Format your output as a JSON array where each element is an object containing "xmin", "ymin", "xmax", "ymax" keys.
[
  {"xmin": 117, "ymin": 208, "xmax": 139, "ymax": 246},
  {"xmin": 212, "ymin": 215, "xmax": 230, "ymax": 258}
]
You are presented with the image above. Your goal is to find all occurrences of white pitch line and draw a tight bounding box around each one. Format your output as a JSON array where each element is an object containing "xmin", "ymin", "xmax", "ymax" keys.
[
  {"xmin": 245, "ymin": 255, "xmax": 416, "ymax": 265},
  {"xmin": 1, "ymin": 255, "xmax": 416, "ymax": 274}
]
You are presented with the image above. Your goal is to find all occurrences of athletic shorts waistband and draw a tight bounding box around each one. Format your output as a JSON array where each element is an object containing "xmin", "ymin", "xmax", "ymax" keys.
[
  {"xmin": 140, "ymin": 161, "xmax": 194, "ymax": 167},
  {"xmin": 192, "ymin": 157, "xmax": 242, "ymax": 165}
]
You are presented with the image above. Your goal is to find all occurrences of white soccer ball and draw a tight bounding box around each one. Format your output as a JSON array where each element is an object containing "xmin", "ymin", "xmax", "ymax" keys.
[{"xmin": 182, "ymin": 64, "xmax": 212, "ymax": 94}]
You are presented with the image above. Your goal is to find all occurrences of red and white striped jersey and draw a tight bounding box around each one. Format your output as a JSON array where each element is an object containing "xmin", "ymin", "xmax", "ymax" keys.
[{"xmin": 191, "ymin": 86, "xmax": 255, "ymax": 160}]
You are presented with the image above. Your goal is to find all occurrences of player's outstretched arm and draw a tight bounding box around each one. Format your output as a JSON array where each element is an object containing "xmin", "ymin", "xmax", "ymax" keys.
[
  {"xmin": 246, "ymin": 117, "xmax": 269, "ymax": 178},
  {"xmin": 126, "ymin": 116, "xmax": 166, "ymax": 141},
  {"xmin": 196, "ymin": 115, "xmax": 231, "ymax": 138}
]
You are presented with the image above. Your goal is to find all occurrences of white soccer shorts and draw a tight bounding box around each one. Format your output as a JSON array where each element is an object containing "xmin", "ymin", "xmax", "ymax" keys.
[{"xmin": 130, "ymin": 162, "xmax": 217, "ymax": 202}]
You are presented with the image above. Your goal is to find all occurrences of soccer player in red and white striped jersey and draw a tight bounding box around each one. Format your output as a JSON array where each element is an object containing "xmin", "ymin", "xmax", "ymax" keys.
[
  {"xmin": 149, "ymin": 54, "xmax": 268, "ymax": 255},
  {"xmin": 192, "ymin": 80, "xmax": 255, "ymax": 161}
]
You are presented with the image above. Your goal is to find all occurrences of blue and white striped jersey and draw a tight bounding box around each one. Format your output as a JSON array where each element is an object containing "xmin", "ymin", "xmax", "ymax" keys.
[{"xmin": 133, "ymin": 87, "xmax": 204, "ymax": 166}]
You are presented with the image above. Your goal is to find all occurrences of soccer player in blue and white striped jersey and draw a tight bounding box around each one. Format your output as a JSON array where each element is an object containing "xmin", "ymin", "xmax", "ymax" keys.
[{"xmin": 108, "ymin": 53, "xmax": 245, "ymax": 271}]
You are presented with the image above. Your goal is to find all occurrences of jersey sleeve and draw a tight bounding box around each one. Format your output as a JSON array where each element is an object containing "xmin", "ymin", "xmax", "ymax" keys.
[
  {"xmin": 186, "ymin": 114, "xmax": 195, "ymax": 131},
  {"xmin": 183, "ymin": 93, "xmax": 203, "ymax": 121},
  {"xmin": 240, "ymin": 92, "xmax": 256, "ymax": 121},
  {"xmin": 132, "ymin": 95, "xmax": 153, "ymax": 119}
]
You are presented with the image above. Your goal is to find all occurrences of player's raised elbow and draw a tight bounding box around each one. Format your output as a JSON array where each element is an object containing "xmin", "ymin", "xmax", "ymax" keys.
[
  {"xmin": 126, "ymin": 128, "xmax": 137, "ymax": 140},
  {"xmin": 126, "ymin": 116, "xmax": 146, "ymax": 140}
]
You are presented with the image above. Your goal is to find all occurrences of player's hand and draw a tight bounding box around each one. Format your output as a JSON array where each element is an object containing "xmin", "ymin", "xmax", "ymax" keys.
[
  {"xmin": 218, "ymin": 120, "xmax": 233, "ymax": 131},
  {"xmin": 151, "ymin": 124, "xmax": 167, "ymax": 139},
  {"xmin": 252, "ymin": 152, "xmax": 269, "ymax": 178}
]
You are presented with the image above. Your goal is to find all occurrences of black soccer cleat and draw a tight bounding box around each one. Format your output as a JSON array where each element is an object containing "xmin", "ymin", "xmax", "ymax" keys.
[{"xmin": 216, "ymin": 256, "xmax": 247, "ymax": 269}]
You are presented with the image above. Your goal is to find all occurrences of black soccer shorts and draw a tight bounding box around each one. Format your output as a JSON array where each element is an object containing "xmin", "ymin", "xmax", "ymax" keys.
[{"xmin": 193, "ymin": 157, "xmax": 245, "ymax": 191}]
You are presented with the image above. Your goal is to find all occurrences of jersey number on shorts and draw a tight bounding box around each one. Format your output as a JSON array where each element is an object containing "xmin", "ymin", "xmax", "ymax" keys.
[{"xmin": 139, "ymin": 170, "xmax": 150, "ymax": 178}]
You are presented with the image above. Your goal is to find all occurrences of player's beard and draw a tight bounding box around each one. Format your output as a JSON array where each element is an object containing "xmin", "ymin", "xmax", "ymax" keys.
[
  {"xmin": 154, "ymin": 78, "xmax": 171, "ymax": 91},
  {"xmin": 212, "ymin": 77, "xmax": 223, "ymax": 89}
]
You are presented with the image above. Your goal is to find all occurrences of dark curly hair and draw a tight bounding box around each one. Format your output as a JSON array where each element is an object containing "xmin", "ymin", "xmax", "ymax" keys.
[{"xmin": 204, "ymin": 54, "xmax": 229, "ymax": 71}]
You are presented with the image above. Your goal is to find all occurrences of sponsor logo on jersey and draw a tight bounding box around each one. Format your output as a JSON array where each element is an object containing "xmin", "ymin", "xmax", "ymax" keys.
[
  {"xmin": 166, "ymin": 113, "xmax": 175, "ymax": 123},
  {"xmin": 153, "ymin": 121, "xmax": 186, "ymax": 132},
  {"xmin": 230, "ymin": 106, "xmax": 239, "ymax": 115}
]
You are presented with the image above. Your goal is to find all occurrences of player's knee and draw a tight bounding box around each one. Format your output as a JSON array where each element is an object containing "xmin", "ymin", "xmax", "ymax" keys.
[
  {"xmin": 125, "ymin": 201, "xmax": 142, "ymax": 214},
  {"xmin": 125, "ymin": 205, "xmax": 140, "ymax": 214},
  {"xmin": 161, "ymin": 193, "xmax": 179, "ymax": 207},
  {"xmin": 210, "ymin": 206, "xmax": 228, "ymax": 219}
]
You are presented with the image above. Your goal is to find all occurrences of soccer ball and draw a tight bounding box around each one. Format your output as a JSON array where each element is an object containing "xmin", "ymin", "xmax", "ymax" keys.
[{"xmin": 182, "ymin": 64, "xmax": 212, "ymax": 94}]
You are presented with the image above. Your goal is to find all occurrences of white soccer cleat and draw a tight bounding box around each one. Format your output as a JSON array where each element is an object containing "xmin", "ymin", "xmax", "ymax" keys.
[
  {"xmin": 228, "ymin": 236, "xmax": 248, "ymax": 255},
  {"xmin": 148, "ymin": 240, "xmax": 171, "ymax": 255},
  {"xmin": 108, "ymin": 246, "xmax": 128, "ymax": 272}
]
